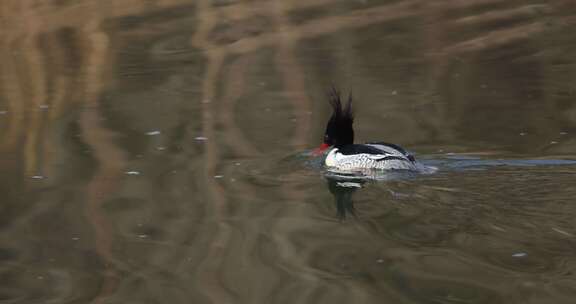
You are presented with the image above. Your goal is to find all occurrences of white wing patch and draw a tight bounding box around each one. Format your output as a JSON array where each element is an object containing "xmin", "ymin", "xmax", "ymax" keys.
[
  {"xmin": 365, "ymin": 143, "xmax": 408, "ymax": 157},
  {"xmin": 366, "ymin": 153, "xmax": 390, "ymax": 161}
]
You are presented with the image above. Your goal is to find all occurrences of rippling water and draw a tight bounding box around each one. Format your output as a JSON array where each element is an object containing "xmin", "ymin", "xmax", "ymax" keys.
[{"xmin": 2, "ymin": 0, "xmax": 576, "ymax": 303}]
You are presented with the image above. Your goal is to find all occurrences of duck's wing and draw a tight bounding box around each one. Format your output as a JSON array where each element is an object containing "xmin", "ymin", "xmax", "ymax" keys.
[
  {"xmin": 364, "ymin": 142, "xmax": 416, "ymax": 162},
  {"xmin": 335, "ymin": 143, "xmax": 414, "ymax": 162}
]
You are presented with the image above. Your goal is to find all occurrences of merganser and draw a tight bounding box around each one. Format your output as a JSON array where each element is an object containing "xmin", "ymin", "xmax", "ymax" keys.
[{"xmin": 314, "ymin": 88, "xmax": 428, "ymax": 172}]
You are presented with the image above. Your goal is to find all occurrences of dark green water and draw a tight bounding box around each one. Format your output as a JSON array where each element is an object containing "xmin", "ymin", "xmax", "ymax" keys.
[{"xmin": 1, "ymin": 0, "xmax": 576, "ymax": 303}]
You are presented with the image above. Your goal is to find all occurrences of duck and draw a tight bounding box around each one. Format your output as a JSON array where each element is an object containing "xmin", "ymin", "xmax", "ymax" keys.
[{"xmin": 313, "ymin": 88, "xmax": 428, "ymax": 172}]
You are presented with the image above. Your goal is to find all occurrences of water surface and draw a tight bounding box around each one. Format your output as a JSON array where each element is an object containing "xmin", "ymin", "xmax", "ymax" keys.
[{"xmin": 1, "ymin": 0, "xmax": 576, "ymax": 303}]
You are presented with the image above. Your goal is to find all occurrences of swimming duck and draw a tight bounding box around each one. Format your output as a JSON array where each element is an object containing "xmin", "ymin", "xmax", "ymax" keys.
[{"xmin": 314, "ymin": 88, "xmax": 426, "ymax": 172}]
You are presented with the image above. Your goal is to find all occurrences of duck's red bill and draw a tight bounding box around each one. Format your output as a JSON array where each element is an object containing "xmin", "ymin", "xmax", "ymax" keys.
[{"xmin": 312, "ymin": 143, "xmax": 330, "ymax": 156}]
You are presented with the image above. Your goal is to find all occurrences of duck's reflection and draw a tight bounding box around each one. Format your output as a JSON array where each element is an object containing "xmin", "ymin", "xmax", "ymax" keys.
[
  {"xmin": 324, "ymin": 169, "xmax": 426, "ymax": 219},
  {"xmin": 325, "ymin": 174, "xmax": 365, "ymax": 219}
]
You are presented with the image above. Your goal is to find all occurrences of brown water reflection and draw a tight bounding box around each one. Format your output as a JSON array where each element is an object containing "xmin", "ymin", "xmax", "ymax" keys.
[{"xmin": 2, "ymin": 0, "xmax": 576, "ymax": 303}]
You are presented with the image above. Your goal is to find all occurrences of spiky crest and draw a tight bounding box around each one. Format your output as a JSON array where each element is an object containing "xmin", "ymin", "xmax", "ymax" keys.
[
  {"xmin": 328, "ymin": 86, "xmax": 353, "ymax": 123},
  {"xmin": 323, "ymin": 87, "xmax": 354, "ymax": 147}
]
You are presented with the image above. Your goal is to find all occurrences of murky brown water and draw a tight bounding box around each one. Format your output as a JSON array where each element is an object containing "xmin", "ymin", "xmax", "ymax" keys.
[{"xmin": 2, "ymin": 0, "xmax": 576, "ymax": 303}]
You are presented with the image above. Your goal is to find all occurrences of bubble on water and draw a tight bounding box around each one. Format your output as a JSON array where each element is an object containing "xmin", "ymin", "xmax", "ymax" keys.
[
  {"xmin": 145, "ymin": 130, "xmax": 161, "ymax": 136},
  {"xmin": 512, "ymin": 252, "xmax": 527, "ymax": 258},
  {"xmin": 560, "ymin": 131, "xmax": 568, "ymax": 135},
  {"xmin": 0, "ymin": 110, "xmax": 7, "ymax": 115},
  {"xmin": 39, "ymin": 105, "xmax": 50, "ymax": 110},
  {"xmin": 550, "ymin": 141, "xmax": 558, "ymax": 144},
  {"xmin": 376, "ymin": 258, "xmax": 384, "ymax": 264},
  {"xmin": 519, "ymin": 132, "xmax": 527, "ymax": 136},
  {"xmin": 125, "ymin": 171, "xmax": 141, "ymax": 175},
  {"xmin": 195, "ymin": 136, "xmax": 208, "ymax": 141},
  {"xmin": 31, "ymin": 175, "xmax": 45, "ymax": 180},
  {"xmin": 214, "ymin": 175, "xmax": 224, "ymax": 179}
]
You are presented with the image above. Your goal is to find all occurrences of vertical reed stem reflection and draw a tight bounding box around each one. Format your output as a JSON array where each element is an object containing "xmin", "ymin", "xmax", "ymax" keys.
[
  {"xmin": 219, "ymin": 55, "xmax": 261, "ymax": 156},
  {"xmin": 190, "ymin": 0, "xmax": 235, "ymax": 302},
  {"xmin": 79, "ymin": 21, "xmax": 120, "ymax": 304},
  {"xmin": 272, "ymin": 0, "xmax": 312, "ymax": 149}
]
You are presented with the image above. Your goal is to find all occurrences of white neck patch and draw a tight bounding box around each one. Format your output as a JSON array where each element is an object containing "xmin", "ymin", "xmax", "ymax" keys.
[{"xmin": 325, "ymin": 148, "xmax": 339, "ymax": 167}]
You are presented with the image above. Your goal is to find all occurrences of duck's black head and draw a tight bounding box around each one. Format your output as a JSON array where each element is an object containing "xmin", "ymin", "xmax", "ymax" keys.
[{"xmin": 315, "ymin": 88, "xmax": 354, "ymax": 154}]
